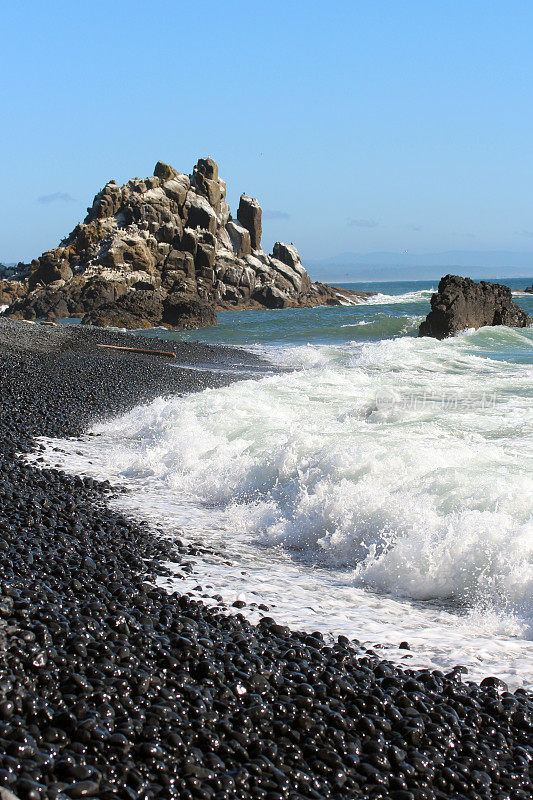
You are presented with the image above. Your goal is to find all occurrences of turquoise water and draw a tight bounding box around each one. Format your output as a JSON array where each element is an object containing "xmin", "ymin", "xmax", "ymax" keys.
[{"xmin": 141, "ymin": 279, "xmax": 533, "ymax": 355}]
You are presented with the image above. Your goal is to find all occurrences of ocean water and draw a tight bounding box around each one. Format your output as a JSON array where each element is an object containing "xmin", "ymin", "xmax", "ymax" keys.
[{"xmin": 33, "ymin": 279, "xmax": 533, "ymax": 687}]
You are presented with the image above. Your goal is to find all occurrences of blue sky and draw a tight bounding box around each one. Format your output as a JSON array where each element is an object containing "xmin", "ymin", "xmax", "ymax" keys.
[{"xmin": 2, "ymin": 0, "xmax": 533, "ymax": 275}]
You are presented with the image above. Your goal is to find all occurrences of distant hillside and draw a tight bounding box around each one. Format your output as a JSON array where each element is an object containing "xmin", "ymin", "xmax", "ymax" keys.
[{"xmin": 308, "ymin": 251, "xmax": 533, "ymax": 282}]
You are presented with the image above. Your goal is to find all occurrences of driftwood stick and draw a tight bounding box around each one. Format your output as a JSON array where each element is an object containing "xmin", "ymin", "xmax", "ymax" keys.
[{"xmin": 96, "ymin": 344, "xmax": 176, "ymax": 358}]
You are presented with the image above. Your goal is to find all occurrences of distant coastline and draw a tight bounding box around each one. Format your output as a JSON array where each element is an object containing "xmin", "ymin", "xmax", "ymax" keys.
[
  {"xmin": 308, "ymin": 251, "xmax": 533, "ymax": 283},
  {"xmin": 312, "ymin": 274, "xmax": 533, "ymax": 285}
]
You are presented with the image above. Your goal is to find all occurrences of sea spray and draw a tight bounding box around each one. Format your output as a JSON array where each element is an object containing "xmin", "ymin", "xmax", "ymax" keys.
[{"xmin": 35, "ymin": 322, "xmax": 533, "ymax": 685}]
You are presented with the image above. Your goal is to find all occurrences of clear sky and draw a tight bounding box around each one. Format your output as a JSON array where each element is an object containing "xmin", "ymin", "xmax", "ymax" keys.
[{"xmin": 2, "ymin": 0, "xmax": 533, "ymax": 272}]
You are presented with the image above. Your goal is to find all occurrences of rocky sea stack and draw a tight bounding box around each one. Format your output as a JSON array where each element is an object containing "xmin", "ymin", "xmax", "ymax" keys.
[
  {"xmin": 419, "ymin": 275, "xmax": 532, "ymax": 339},
  {"xmin": 2, "ymin": 159, "xmax": 369, "ymax": 329}
]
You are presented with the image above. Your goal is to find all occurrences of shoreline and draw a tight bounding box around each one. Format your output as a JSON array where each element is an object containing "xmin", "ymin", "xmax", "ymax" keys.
[{"xmin": 0, "ymin": 318, "xmax": 532, "ymax": 800}]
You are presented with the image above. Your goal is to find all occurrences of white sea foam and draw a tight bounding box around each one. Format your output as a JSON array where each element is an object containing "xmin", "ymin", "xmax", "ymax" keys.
[
  {"xmin": 33, "ymin": 326, "xmax": 533, "ymax": 686},
  {"xmin": 365, "ymin": 288, "xmax": 436, "ymax": 305}
]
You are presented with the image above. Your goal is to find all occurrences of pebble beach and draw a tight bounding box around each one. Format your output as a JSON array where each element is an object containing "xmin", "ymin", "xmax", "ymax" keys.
[{"xmin": 0, "ymin": 317, "xmax": 532, "ymax": 800}]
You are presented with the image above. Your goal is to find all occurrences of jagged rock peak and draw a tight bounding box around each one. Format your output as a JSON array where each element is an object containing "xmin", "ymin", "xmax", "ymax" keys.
[
  {"xmin": 154, "ymin": 161, "xmax": 179, "ymax": 181},
  {"xmin": 4, "ymin": 156, "xmax": 372, "ymax": 329},
  {"xmin": 237, "ymin": 194, "xmax": 262, "ymax": 250},
  {"xmin": 194, "ymin": 157, "xmax": 218, "ymax": 181}
]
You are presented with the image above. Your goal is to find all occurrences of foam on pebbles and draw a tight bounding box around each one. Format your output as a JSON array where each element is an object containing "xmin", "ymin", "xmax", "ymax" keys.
[{"xmin": 0, "ymin": 318, "xmax": 531, "ymax": 800}]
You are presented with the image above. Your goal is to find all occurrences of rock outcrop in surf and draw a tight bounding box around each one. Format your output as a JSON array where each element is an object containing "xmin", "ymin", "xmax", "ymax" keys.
[
  {"xmin": 3, "ymin": 159, "xmax": 370, "ymax": 329},
  {"xmin": 419, "ymin": 275, "xmax": 532, "ymax": 338}
]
